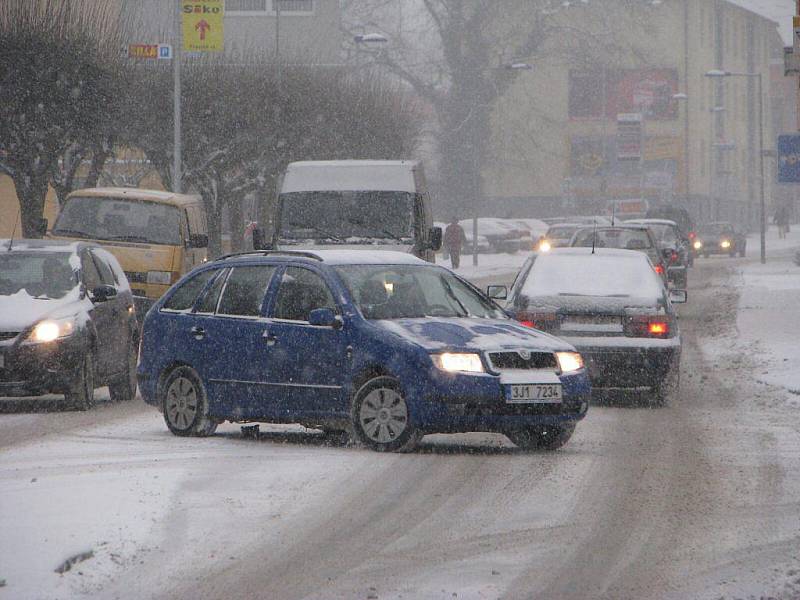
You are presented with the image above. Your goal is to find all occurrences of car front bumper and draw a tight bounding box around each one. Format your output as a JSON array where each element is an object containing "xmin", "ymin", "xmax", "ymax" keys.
[
  {"xmin": 563, "ymin": 336, "xmax": 680, "ymax": 391},
  {"xmin": 0, "ymin": 336, "xmax": 86, "ymax": 397},
  {"xmin": 412, "ymin": 368, "xmax": 591, "ymax": 433}
]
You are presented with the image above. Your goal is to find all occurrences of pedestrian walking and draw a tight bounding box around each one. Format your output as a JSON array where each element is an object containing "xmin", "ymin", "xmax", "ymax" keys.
[
  {"xmin": 774, "ymin": 205, "xmax": 789, "ymax": 239},
  {"xmin": 444, "ymin": 218, "xmax": 466, "ymax": 269}
]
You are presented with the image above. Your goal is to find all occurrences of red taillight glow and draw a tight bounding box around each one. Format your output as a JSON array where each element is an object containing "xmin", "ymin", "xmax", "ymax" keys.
[
  {"xmin": 654, "ymin": 264, "xmax": 664, "ymax": 275},
  {"xmin": 669, "ymin": 250, "xmax": 679, "ymax": 264},
  {"xmin": 648, "ymin": 322, "xmax": 669, "ymax": 335},
  {"xmin": 516, "ymin": 313, "xmax": 558, "ymax": 331},
  {"xmin": 625, "ymin": 315, "xmax": 673, "ymax": 338},
  {"xmin": 688, "ymin": 231, "xmax": 696, "ymax": 240}
]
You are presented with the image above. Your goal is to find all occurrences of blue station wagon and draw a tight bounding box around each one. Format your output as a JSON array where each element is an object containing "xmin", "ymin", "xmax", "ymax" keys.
[{"xmin": 137, "ymin": 250, "xmax": 590, "ymax": 452}]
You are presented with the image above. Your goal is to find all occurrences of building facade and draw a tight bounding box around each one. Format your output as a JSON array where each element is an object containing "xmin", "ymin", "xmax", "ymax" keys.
[{"xmin": 484, "ymin": 0, "xmax": 786, "ymax": 228}]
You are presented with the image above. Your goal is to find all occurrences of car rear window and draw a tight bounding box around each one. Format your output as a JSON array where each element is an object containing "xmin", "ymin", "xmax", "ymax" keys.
[
  {"xmin": 520, "ymin": 253, "xmax": 664, "ymax": 299},
  {"xmin": 572, "ymin": 228, "xmax": 653, "ymax": 251}
]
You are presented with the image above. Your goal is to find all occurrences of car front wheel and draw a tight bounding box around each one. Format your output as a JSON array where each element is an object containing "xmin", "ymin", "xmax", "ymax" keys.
[
  {"xmin": 351, "ymin": 376, "xmax": 421, "ymax": 452},
  {"xmin": 66, "ymin": 353, "xmax": 95, "ymax": 411},
  {"xmin": 506, "ymin": 423, "xmax": 575, "ymax": 451},
  {"xmin": 160, "ymin": 366, "xmax": 217, "ymax": 437},
  {"xmin": 109, "ymin": 341, "xmax": 138, "ymax": 402}
]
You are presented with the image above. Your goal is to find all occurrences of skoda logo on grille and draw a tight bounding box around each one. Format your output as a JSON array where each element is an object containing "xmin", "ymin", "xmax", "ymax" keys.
[{"xmin": 518, "ymin": 350, "xmax": 531, "ymax": 360}]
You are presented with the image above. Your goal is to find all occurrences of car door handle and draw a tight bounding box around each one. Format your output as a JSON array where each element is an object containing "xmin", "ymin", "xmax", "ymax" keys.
[
  {"xmin": 262, "ymin": 329, "xmax": 277, "ymax": 346},
  {"xmin": 190, "ymin": 326, "xmax": 206, "ymax": 340}
]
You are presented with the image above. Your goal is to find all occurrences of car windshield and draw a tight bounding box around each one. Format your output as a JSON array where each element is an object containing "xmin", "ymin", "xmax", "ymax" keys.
[
  {"xmin": 572, "ymin": 228, "xmax": 654, "ymax": 251},
  {"xmin": 335, "ymin": 264, "xmax": 505, "ymax": 320},
  {"xmin": 53, "ymin": 196, "xmax": 183, "ymax": 246},
  {"xmin": 547, "ymin": 225, "xmax": 581, "ymax": 240},
  {"xmin": 520, "ymin": 252, "xmax": 663, "ymax": 299},
  {"xmin": 643, "ymin": 223, "xmax": 678, "ymax": 245},
  {"xmin": 279, "ymin": 191, "xmax": 414, "ymax": 243},
  {"xmin": 703, "ymin": 223, "xmax": 733, "ymax": 236},
  {"xmin": 0, "ymin": 252, "xmax": 77, "ymax": 299}
]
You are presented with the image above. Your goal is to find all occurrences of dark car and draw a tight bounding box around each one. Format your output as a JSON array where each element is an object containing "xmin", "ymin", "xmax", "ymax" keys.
[
  {"xmin": 646, "ymin": 205, "xmax": 696, "ymax": 264},
  {"xmin": 625, "ymin": 218, "xmax": 689, "ymax": 289},
  {"xmin": 505, "ymin": 248, "xmax": 686, "ymax": 405},
  {"xmin": 137, "ymin": 250, "xmax": 591, "ymax": 452},
  {"xmin": 0, "ymin": 240, "xmax": 139, "ymax": 409},
  {"xmin": 569, "ymin": 224, "xmax": 669, "ymax": 285},
  {"xmin": 694, "ymin": 221, "xmax": 747, "ymax": 258},
  {"xmin": 534, "ymin": 223, "xmax": 585, "ymax": 253}
]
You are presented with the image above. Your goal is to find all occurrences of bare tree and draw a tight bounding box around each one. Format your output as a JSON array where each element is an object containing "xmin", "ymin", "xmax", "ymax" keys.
[
  {"xmin": 343, "ymin": 0, "xmax": 654, "ymax": 216},
  {"xmin": 0, "ymin": 0, "xmax": 128, "ymax": 236},
  {"xmin": 126, "ymin": 58, "xmax": 420, "ymax": 257}
]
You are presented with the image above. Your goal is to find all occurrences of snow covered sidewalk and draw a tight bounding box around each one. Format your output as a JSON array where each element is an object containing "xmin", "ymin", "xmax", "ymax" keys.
[{"xmin": 699, "ymin": 227, "xmax": 800, "ymax": 402}]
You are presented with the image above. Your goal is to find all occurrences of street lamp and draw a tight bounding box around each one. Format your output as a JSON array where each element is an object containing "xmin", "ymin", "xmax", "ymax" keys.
[
  {"xmin": 705, "ymin": 69, "xmax": 766, "ymax": 264},
  {"xmin": 471, "ymin": 61, "xmax": 534, "ymax": 266},
  {"xmin": 708, "ymin": 105, "xmax": 726, "ymax": 223}
]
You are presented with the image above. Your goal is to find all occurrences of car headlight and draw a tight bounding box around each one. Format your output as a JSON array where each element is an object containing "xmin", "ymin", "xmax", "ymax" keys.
[
  {"xmin": 720, "ymin": 239, "xmax": 731, "ymax": 249},
  {"xmin": 431, "ymin": 353, "xmax": 485, "ymax": 373},
  {"xmin": 693, "ymin": 240, "xmax": 703, "ymax": 250},
  {"xmin": 555, "ymin": 351, "xmax": 584, "ymax": 374},
  {"xmin": 146, "ymin": 270, "xmax": 174, "ymax": 285},
  {"xmin": 29, "ymin": 317, "xmax": 75, "ymax": 343},
  {"xmin": 538, "ymin": 240, "xmax": 552, "ymax": 252}
]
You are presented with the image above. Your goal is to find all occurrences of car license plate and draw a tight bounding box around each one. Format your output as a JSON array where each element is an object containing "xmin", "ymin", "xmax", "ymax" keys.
[
  {"xmin": 561, "ymin": 315, "xmax": 622, "ymax": 333},
  {"xmin": 506, "ymin": 383, "xmax": 562, "ymax": 404}
]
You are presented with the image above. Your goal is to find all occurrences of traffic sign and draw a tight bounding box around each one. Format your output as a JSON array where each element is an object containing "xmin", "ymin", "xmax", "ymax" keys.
[
  {"xmin": 128, "ymin": 43, "xmax": 173, "ymax": 60},
  {"xmin": 777, "ymin": 134, "xmax": 800, "ymax": 182},
  {"xmin": 182, "ymin": 1, "xmax": 224, "ymax": 52}
]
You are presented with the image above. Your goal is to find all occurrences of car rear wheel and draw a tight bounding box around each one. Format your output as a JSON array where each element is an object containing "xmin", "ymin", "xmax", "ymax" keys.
[
  {"xmin": 505, "ymin": 423, "xmax": 575, "ymax": 451},
  {"xmin": 161, "ymin": 366, "xmax": 217, "ymax": 437},
  {"xmin": 66, "ymin": 353, "xmax": 95, "ymax": 411},
  {"xmin": 109, "ymin": 341, "xmax": 137, "ymax": 402},
  {"xmin": 351, "ymin": 376, "xmax": 421, "ymax": 452}
]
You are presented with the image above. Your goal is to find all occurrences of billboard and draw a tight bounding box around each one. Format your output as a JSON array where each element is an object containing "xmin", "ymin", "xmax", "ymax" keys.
[
  {"xmin": 569, "ymin": 68, "xmax": 679, "ymax": 121},
  {"xmin": 778, "ymin": 134, "xmax": 800, "ymax": 183}
]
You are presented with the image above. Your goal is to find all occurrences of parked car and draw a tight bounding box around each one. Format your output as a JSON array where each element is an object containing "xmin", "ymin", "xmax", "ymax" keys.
[
  {"xmin": 504, "ymin": 248, "xmax": 686, "ymax": 405},
  {"xmin": 625, "ymin": 218, "xmax": 689, "ymax": 289},
  {"xmin": 569, "ymin": 224, "xmax": 669, "ymax": 284},
  {"xmin": 137, "ymin": 250, "xmax": 591, "ymax": 451},
  {"xmin": 0, "ymin": 240, "xmax": 139, "ymax": 409},
  {"xmin": 534, "ymin": 223, "xmax": 586, "ymax": 253},
  {"xmin": 694, "ymin": 222, "xmax": 747, "ymax": 258}
]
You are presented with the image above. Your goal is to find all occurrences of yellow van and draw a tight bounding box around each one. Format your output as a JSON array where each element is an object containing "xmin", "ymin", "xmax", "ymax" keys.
[{"xmin": 48, "ymin": 187, "xmax": 207, "ymax": 312}]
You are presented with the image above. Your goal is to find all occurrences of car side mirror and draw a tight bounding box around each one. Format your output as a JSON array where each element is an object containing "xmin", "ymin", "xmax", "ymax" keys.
[
  {"xmin": 487, "ymin": 285, "xmax": 508, "ymax": 300},
  {"xmin": 91, "ymin": 284, "xmax": 117, "ymax": 303},
  {"xmin": 308, "ymin": 307, "xmax": 342, "ymax": 329},
  {"xmin": 36, "ymin": 218, "xmax": 48, "ymax": 237},
  {"xmin": 187, "ymin": 233, "xmax": 208, "ymax": 248},
  {"xmin": 669, "ymin": 289, "xmax": 687, "ymax": 304},
  {"xmin": 429, "ymin": 227, "xmax": 443, "ymax": 251}
]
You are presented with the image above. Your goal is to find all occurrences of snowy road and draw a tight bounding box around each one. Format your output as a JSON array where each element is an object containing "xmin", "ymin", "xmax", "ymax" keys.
[{"xmin": 2, "ymin": 248, "xmax": 800, "ymax": 599}]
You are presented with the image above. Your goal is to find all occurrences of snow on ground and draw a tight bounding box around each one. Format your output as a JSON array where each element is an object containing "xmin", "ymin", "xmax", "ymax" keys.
[
  {"xmin": 0, "ymin": 413, "xmax": 373, "ymax": 599},
  {"xmin": 439, "ymin": 251, "xmax": 530, "ymax": 282},
  {"xmin": 698, "ymin": 226, "xmax": 800, "ymax": 403}
]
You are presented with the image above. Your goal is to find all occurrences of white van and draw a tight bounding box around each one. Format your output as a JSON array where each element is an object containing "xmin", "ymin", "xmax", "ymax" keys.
[{"xmin": 256, "ymin": 160, "xmax": 442, "ymax": 262}]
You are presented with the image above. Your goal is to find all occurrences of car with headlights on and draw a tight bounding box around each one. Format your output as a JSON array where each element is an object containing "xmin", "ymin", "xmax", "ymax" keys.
[
  {"xmin": 137, "ymin": 250, "xmax": 590, "ymax": 452},
  {"xmin": 534, "ymin": 223, "xmax": 585, "ymax": 253},
  {"xmin": 504, "ymin": 248, "xmax": 686, "ymax": 405},
  {"xmin": 0, "ymin": 240, "xmax": 139, "ymax": 409},
  {"xmin": 693, "ymin": 221, "xmax": 747, "ymax": 258}
]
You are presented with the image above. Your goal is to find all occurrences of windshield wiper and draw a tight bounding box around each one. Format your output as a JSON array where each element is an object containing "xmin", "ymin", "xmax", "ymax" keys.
[
  {"xmin": 346, "ymin": 218, "xmax": 408, "ymax": 244},
  {"xmin": 439, "ymin": 277, "xmax": 468, "ymax": 317},
  {"xmin": 105, "ymin": 235, "xmax": 154, "ymax": 243},
  {"xmin": 52, "ymin": 228, "xmax": 91, "ymax": 239},
  {"xmin": 287, "ymin": 222, "xmax": 342, "ymax": 242}
]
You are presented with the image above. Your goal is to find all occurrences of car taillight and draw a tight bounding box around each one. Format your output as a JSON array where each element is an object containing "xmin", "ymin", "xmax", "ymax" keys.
[
  {"xmin": 625, "ymin": 315, "xmax": 673, "ymax": 338},
  {"xmin": 688, "ymin": 231, "xmax": 696, "ymax": 240},
  {"xmin": 669, "ymin": 250, "xmax": 679, "ymax": 264},
  {"xmin": 654, "ymin": 263, "xmax": 664, "ymax": 275},
  {"xmin": 516, "ymin": 312, "xmax": 558, "ymax": 332}
]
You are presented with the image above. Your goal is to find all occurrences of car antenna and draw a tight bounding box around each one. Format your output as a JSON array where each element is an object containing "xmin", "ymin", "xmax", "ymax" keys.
[
  {"xmin": 7, "ymin": 208, "xmax": 20, "ymax": 251},
  {"xmin": 591, "ymin": 222, "xmax": 597, "ymax": 255},
  {"xmin": 611, "ymin": 202, "xmax": 616, "ymax": 227}
]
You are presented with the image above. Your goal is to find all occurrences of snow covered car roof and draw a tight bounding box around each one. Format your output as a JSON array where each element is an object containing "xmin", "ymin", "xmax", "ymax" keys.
[
  {"xmin": 68, "ymin": 187, "xmax": 202, "ymax": 207},
  {"xmin": 1, "ymin": 239, "xmax": 84, "ymax": 252},
  {"xmin": 281, "ymin": 160, "xmax": 422, "ymax": 193},
  {"xmin": 625, "ymin": 219, "xmax": 679, "ymax": 228}
]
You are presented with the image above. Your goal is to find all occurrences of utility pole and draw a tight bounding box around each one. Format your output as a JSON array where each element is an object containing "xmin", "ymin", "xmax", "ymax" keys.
[
  {"xmin": 173, "ymin": 0, "xmax": 182, "ymax": 193},
  {"xmin": 275, "ymin": 0, "xmax": 282, "ymax": 94}
]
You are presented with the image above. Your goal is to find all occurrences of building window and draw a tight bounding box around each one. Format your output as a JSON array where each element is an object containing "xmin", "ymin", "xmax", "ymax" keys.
[{"xmin": 226, "ymin": 0, "xmax": 314, "ymax": 14}]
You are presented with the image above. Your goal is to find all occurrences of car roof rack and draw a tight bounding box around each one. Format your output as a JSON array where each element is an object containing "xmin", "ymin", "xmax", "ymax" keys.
[{"xmin": 213, "ymin": 250, "xmax": 324, "ymax": 262}]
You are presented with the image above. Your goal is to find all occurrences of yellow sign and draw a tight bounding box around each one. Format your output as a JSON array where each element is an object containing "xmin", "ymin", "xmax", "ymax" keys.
[{"xmin": 182, "ymin": 1, "xmax": 224, "ymax": 52}]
